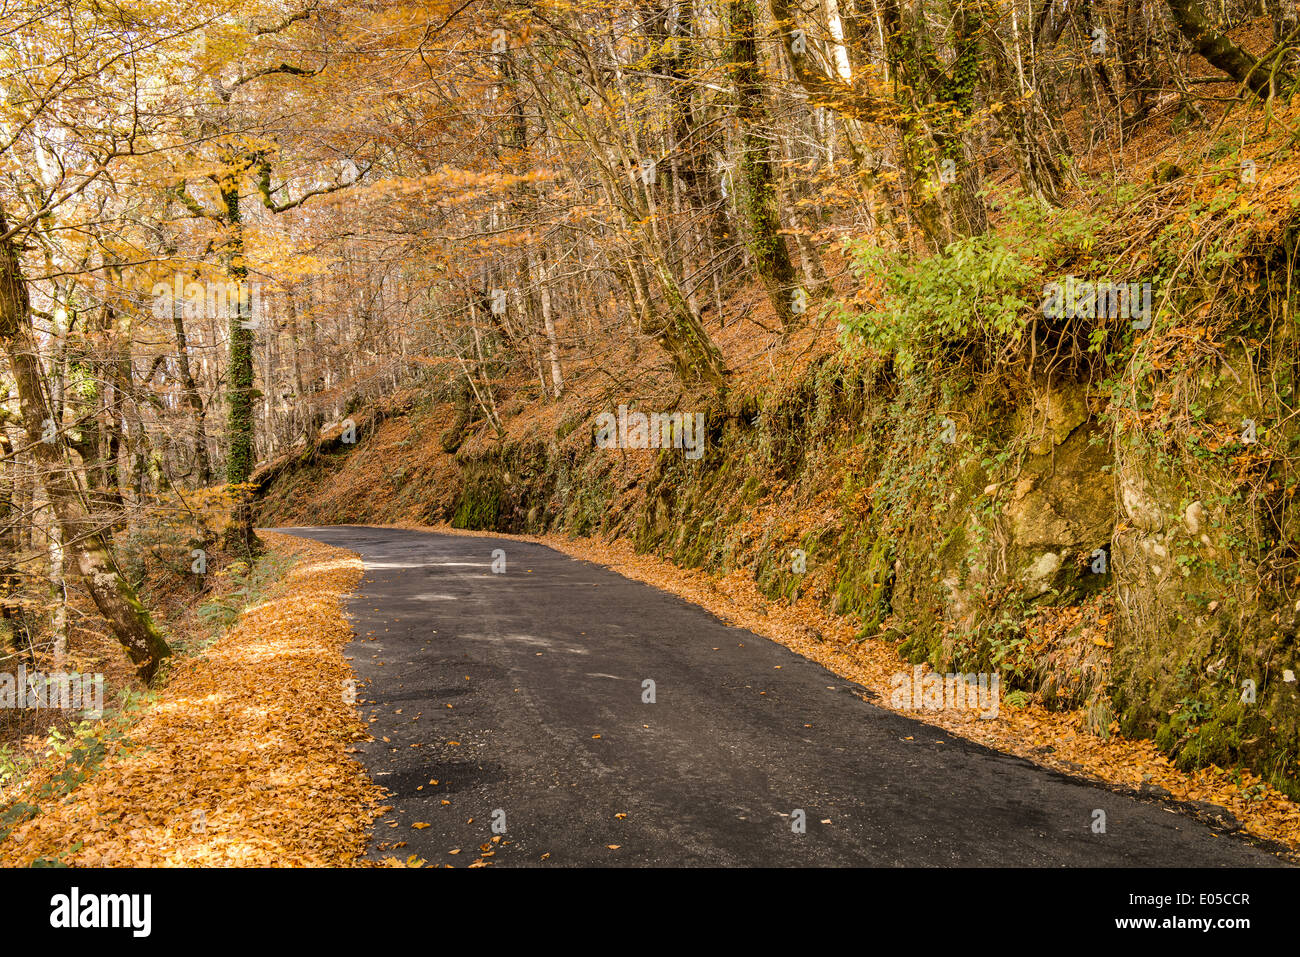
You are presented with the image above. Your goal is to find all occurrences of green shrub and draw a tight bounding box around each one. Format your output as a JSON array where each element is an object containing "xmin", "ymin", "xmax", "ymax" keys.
[{"xmin": 836, "ymin": 198, "xmax": 1100, "ymax": 373}]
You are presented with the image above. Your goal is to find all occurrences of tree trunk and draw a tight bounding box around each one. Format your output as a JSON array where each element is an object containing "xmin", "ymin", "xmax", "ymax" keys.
[
  {"xmin": 172, "ymin": 301, "xmax": 212, "ymax": 485},
  {"xmin": 47, "ymin": 516, "xmax": 67, "ymax": 664},
  {"xmin": 1166, "ymin": 0, "xmax": 1293, "ymax": 97},
  {"xmin": 220, "ymin": 178, "xmax": 261, "ymax": 557},
  {"xmin": 537, "ymin": 258, "xmax": 564, "ymax": 398},
  {"xmin": 728, "ymin": 0, "xmax": 802, "ymax": 328},
  {"xmin": 0, "ymin": 205, "xmax": 171, "ymax": 681}
]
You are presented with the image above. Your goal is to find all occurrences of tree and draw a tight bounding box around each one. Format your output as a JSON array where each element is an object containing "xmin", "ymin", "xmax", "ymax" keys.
[
  {"xmin": 0, "ymin": 205, "xmax": 171, "ymax": 680},
  {"xmin": 727, "ymin": 0, "xmax": 803, "ymax": 328},
  {"xmin": 168, "ymin": 12, "xmax": 372, "ymax": 554}
]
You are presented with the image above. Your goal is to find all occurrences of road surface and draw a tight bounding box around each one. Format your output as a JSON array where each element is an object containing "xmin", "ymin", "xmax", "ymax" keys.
[{"xmin": 279, "ymin": 525, "xmax": 1284, "ymax": 867}]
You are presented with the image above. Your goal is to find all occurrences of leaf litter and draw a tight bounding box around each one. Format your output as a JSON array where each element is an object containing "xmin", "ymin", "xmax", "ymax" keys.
[{"xmin": 0, "ymin": 533, "xmax": 391, "ymax": 867}]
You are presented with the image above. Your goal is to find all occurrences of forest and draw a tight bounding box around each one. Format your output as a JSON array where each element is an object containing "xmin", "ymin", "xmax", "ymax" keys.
[{"xmin": 2, "ymin": 0, "xmax": 1300, "ymax": 871}]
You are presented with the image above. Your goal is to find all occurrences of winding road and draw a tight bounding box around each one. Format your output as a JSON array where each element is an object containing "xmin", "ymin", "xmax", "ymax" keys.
[{"xmin": 279, "ymin": 525, "xmax": 1284, "ymax": 867}]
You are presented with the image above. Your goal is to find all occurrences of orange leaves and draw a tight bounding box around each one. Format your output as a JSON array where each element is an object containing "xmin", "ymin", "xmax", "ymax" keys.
[{"xmin": 0, "ymin": 535, "xmax": 386, "ymax": 867}]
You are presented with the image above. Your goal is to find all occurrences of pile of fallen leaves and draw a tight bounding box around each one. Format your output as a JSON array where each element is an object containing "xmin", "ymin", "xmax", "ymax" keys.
[{"xmin": 0, "ymin": 533, "xmax": 388, "ymax": 867}]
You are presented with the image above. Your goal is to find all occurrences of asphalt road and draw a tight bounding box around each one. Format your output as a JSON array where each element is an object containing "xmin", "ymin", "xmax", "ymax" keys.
[{"xmin": 278, "ymin": 525, "xmax": 1285, "ymax": 867}]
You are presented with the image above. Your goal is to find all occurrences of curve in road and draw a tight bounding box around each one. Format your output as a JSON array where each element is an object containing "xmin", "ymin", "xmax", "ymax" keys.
[{"xmin": 279, "ymin": 525, "xmax": 1284, "ymax": 867}]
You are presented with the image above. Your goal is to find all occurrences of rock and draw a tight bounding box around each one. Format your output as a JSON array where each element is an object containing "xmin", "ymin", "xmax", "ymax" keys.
[
  {"xmin": 1023, "ymin": 551, "xmax": 1061, "ymax": 590},
  {"xmin": 1025, "ymin": 382, "xmax": 1090, "ymax": 455},
  {"xmin": 1184, "ymin": 500, "xmax": 1205, "ymax": 536},
  {"xmin": 1186, "ymin": 801, "xmax": 1241, "ymax": 833},
  {"xmin": 1138, "ymin": 780, "xmax": 1174, "ymax": 800},
  {"xmin": 1121, "ymin": 478, "xmax": 1167, "ymax": 532}
]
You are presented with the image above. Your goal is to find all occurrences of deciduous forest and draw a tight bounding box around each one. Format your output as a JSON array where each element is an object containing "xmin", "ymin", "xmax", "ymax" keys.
[{"xmin": 3, "ymin": 0, "xmax": 1300, "ymax": 875}]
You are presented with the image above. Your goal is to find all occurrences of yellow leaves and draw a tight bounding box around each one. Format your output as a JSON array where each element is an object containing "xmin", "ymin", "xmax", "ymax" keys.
[
  {"xmin": 412, "ymin": 822, "xmax": 431, "ymax": 830},
  {"xmin": 0, "ymin": 534, "xmax": 385, "ymax": 868}
]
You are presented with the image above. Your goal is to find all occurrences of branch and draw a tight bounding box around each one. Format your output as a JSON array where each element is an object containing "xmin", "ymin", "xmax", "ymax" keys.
[
  {"xmin": 767, "ymin": 0, "xmax": 894, "ymax": 126},
  {"xmin": 251, "ymin": 5, "xmax": 318, "ymax": 37},
  {"xmin": 1165, "ymin": 0, "xmax": 1294, "ymax": 98},
  {"xmin": 254, "ymin": 157, "xmax": 372, "ymax": 214},
  {"xmin": 166, "ymin": 182, "xmax": 222, "ymax": 221},
  {"xmin": 211, "ymin": 62, "xmax": 325, "ymax": 102}
]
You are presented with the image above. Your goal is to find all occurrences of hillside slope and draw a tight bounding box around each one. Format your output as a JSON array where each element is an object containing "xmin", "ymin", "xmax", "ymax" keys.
[{"xmin": 258, "ymin": 103, "xmax": 1300, "ymax": 808}]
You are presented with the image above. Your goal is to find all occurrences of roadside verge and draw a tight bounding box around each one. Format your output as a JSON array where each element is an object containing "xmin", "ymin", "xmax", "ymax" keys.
[{"xmin": 0, "ymin": 533, "xmax": 387, "ymax": 867}]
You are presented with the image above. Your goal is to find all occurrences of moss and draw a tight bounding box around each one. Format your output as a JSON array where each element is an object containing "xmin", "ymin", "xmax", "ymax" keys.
[
  {"xmin": 1171, "ymin": 702, "xmax": 1247, "ymax": 770},
  {"xmin": 1144, "ymin": 683, "xmax": 1300, "ymax": 800},
  {"xmin": 450, "ymin": 469, "xmax": 503, "ymax": 529},
  {"xmin": 832, "ymin": 528, "xmax": 896, "ymax": 634},
  {"xmin": 898, "ymin": 626, "xmax": 946, "ymax": 669}
]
